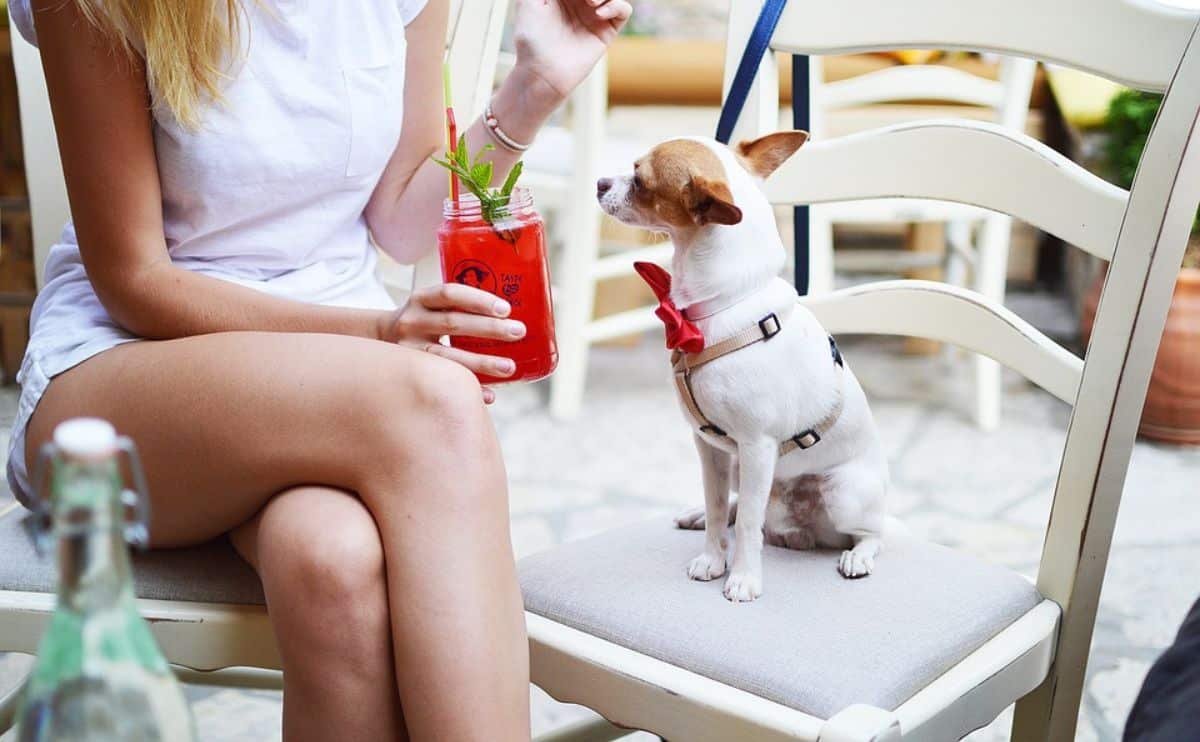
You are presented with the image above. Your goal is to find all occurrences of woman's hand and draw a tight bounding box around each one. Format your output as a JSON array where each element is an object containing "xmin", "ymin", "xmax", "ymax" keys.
[
  {"xmin": 379, "ymin": 284, "xmax": 526, "ymax": 403},
  {"xmin": 512, "ymin": 0, "xmax": 633, "ymax": 101}
]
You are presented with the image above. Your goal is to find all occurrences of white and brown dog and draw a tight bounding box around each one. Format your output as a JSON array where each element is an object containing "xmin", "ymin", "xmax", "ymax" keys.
[{"xmin": 596, "ymin": 133, "xmax": 891, "ymax": 602}]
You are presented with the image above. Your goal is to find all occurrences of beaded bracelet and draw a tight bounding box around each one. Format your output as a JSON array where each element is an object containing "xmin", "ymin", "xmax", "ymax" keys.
[{"xmin": 484, "ymin": 102, "xmax": 532, "ymax": 153}]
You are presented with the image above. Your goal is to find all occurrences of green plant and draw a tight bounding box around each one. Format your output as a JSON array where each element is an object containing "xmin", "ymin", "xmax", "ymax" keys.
[
  {"xmin": 1104, "ymin": 89, "xmax": 1162, "ymax": 190},
  {"xmin": 1103, "ymin": 89, "xmax": 1200, "ymax": 264},
  {"xmin": 433, "ymin": 135, "xmax": 524, "ymax": 225}
]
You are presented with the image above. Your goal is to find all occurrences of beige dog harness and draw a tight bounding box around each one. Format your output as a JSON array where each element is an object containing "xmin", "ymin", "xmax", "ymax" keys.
[{"xmin": 670, "ymin": 303, "xmax": 846, "ymax": 457}]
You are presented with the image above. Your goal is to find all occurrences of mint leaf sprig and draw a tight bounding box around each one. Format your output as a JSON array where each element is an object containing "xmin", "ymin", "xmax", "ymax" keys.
[{"xmin": 433, "ymin": 134, "xmax": 525, "ymax": 226}]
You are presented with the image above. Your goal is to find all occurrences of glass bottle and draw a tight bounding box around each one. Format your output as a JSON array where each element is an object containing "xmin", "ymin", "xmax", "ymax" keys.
[
  {"xmin": 17, "ymin": 418, "xmax": 195, "ymax": 742},
  {"xmin": 437, "ymin": 187, "xmax": 559, "ymax": 384}
]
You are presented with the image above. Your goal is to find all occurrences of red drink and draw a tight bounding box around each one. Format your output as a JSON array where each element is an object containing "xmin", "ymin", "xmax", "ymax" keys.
[{"xmin": 437, "ymin": 188, "xmax": 558, "ymax": 384}]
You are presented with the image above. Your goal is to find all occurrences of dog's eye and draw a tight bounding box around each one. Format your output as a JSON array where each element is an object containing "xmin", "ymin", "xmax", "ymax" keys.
[{"xmin": 633, "ymin": 175, "xmax": 645, "ymax": 190}]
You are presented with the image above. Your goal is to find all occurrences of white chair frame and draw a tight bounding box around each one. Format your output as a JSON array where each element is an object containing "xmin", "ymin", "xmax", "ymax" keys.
[
  {"xmin": 525, "ymin": 2, "xmax": 1200, "ymax": 740},
  {"xmin": 0, "ymin": 0, "xmax": 515, "ymax": 732}
]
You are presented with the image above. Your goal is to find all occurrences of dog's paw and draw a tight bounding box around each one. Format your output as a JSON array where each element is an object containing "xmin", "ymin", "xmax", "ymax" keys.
[
  {"xmin": 687, "ymin": 551, "xmax": 727, "ymax": 581},
  {"xmin": 723, "ymin": 571, "xmax": 763, "ymax": 602},
  {"xmin": 674, "ymin": 507, "xmax": 707, "ymax": 530},
  {"xmin": 838, "ymin": 549, "xmax": 875, "ymax": 579}
]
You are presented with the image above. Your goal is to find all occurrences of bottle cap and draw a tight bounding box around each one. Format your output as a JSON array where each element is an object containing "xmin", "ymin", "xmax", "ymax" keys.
[{"xmin": 53, "ymin": 418, "xmax": 118, "ymax": 461}]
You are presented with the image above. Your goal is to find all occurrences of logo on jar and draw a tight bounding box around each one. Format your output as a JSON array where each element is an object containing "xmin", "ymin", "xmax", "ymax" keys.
[
  {"xmin": 501, "ymin": 272, "xmax": 524, "ymax": 305},
  {"xmin": 452, "ymin": 260, "xmax": 497, "ymax": 294}
]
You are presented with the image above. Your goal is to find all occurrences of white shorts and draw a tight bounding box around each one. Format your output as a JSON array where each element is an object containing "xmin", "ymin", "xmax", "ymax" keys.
[{"xmin": 8, "ymin": 238, "xmax": 396, "ymax": 507}]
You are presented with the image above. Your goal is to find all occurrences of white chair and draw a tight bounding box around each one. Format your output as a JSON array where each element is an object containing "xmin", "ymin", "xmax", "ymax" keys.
[
  {"xmin": 0, "ymin": 0, "xmax": 511, "ymax": 733},
  {"xmin": 807, "ymin": 56, "xmax": 1038, "ymax": 430},
  {"xmin": 522, "ymin": 2, "xmax": 1200, "ymax": 741}
]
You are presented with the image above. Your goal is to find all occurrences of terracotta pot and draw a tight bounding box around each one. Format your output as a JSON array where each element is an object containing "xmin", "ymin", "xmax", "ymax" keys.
[{"xmin": 1081, "ymin": 259, "xmax": 1200, "ymax": 444}]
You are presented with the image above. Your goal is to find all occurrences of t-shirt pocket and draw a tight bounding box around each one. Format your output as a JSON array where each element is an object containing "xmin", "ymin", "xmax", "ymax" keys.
[{"xmin": 340, "ymin": 22, "xmax": 406, "ymax": 179}]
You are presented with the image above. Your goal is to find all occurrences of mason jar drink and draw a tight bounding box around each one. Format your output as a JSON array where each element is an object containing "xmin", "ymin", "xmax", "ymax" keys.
[{"xmin": 437, "ymin": 187, "xmax": 558, "ymax": 384}]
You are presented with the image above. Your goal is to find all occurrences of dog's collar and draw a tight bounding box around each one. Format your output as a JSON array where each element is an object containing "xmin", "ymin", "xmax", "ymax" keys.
[{"xmin": 681, "ymin": 284, "xmax": 770, "ymax": 322}]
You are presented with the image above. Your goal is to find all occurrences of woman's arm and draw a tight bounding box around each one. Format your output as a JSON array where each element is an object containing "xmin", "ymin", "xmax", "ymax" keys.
[{"xmin": 366, "ymin": 0, "xmax": 631, "ymax": 265}]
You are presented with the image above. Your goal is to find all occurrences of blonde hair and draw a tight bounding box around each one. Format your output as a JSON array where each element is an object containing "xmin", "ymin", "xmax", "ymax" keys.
[{"xmin": 76, "ymin": 0, "xmax": 244, "ymax": 129}]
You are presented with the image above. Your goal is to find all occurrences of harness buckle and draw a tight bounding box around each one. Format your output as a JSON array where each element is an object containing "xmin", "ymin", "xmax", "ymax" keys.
[
  {"xmin": 758, "ymin": 313, "xmax": 782, "ymax": 340},
  {"xmin": 792, "ymin": 430, "xmax": 821, "ymax": 449}
]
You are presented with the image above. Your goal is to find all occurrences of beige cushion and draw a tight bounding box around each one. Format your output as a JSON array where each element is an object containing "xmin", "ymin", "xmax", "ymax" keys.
[
  {"xmin": 520, "ymin": 519, "xmax": 1042, "ymax": 720},
  {"xmin": 0, "ymin": 507, "xmax": 264, "ymax": 605}
]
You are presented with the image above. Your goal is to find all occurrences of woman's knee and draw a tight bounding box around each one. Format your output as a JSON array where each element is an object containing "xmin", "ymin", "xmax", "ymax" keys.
[
  {"xmin": 253, "ymin": 488, "xmax": 389, "ymax": 644},
  {"xmin": 407, "ymin": 352, "xmax": 485, "ymax": 424},
  {"xmin": 369, "ymin": 351, "xmax": 491, "ymax": 452}
]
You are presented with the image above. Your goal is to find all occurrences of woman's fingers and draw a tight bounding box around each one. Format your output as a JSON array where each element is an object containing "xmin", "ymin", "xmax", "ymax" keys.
[
  {"xmin": 385, "ymin": 284, "xmax": 525, "ymax": 345},
  {"xmin": 416, "ymin": 283, "xmax": 511, "ymax": 317},
  {"xmin": 421, "ymin": 342, "xmax": 517, "ymax": 380},
  {"xmin": 411, "ymin": 307, "xmax": 526, "ymax": 341}
]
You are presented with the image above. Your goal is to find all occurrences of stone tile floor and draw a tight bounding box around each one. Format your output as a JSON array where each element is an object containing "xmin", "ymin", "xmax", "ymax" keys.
[{"xmin": 2, "ymin": 332, "xmax": 1198, "ymax": 741}]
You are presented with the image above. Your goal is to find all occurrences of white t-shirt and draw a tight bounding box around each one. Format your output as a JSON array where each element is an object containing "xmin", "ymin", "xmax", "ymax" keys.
[{"xmin": 6, "ymin": 0, "xmax": 428, "ymax": 503}]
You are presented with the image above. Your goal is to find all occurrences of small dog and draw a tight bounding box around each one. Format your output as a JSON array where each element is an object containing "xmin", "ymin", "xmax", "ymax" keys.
[{"xmin": 596, "ymin": 133, "xmax": 891, "ymax": 602}]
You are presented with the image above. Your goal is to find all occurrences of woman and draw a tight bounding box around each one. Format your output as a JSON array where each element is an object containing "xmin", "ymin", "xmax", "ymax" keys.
[{"xmin": 8, "ymin": 0, "xmax": 628, "ymax": 738}]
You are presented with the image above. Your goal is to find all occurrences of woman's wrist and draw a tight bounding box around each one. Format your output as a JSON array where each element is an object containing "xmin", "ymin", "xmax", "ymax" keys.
[
  {"xmin": 489, "ymin": 64, "xmax": 566, "ymax": 146},
  {"xmin": 372, "ymin": 309, "xmax": 395, "ymax": 342}
]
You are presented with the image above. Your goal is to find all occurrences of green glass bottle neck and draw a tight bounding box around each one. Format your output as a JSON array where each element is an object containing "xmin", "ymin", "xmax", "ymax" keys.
[{"xmin": 51, "ymin": 458, "xmax": 135, "ymax": 613}]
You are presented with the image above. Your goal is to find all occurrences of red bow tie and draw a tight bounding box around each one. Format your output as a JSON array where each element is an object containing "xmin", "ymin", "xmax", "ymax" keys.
[{"xmin": 634, "ymin": 262, "xmax": 705, "ymax": 353}]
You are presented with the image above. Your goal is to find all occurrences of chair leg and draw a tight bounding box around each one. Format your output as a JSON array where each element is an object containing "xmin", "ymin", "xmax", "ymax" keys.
[
  {"xmin": 533, "ymin": 716, "xmax": 637, "ymax": 742},
  {"xmin": 1009, "ymin": 674, "xmax": 1056, "ymax": 742},
  {"xmin": 903, "ymin": 222, "xmax": 946, "ymax": 356},
  {"xmin": 971, "ymin": 215, "xmax": 1012, "ymax": 431},
  {"xmin": 549, "ymin": 62, "xmax": 606, "ymax": 420},
  {"xmin": 973, "ymin": 356, "xmax": 1003, "ymax": 431},
  {"xmin": 943, "ymin": 219, "xmax": 973, "ymax": 290},
  {"xmin": 0, "ymin": 669, "xmax": 26, "ymax": 734},
  {"xmin": 806, "ymin": 207, "xmax": 835, "ymax": 295},
  {"xmin": 549, "ymin": 227, "xmax": 599, "ymax": 420}
]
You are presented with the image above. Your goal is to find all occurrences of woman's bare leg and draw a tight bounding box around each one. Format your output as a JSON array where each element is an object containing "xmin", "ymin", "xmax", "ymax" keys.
[
  {"xmin": 26, "ymin": 332, "xmax": 529, "ymax": 741},
  {"xmin": 229, "ymin": 486, "xmax": 406, "ymax": 742}
]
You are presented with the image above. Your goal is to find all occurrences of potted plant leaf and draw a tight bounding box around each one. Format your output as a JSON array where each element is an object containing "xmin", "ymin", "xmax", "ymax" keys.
[{"xmin": 1082, "ymin": 89, "xmax": 1200, "ymax": 444}]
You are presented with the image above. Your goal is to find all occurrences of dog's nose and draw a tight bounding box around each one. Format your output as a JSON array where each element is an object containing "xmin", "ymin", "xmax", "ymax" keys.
[{"xmin": 596, "ymin": 177, "xmax": 613, "ymax": 198}]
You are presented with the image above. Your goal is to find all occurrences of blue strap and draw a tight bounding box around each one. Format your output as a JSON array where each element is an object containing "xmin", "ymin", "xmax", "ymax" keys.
[
  {"xmin": 715, "ymin": 0, "xmax": 790, "ymax": 145},
  {"xmin": 715, "ymin": 0, "xmax": 812, "ymax": 295},
  {"xmin": 791, "ymin": 55, "xmax": 811, "ymax": 295}
]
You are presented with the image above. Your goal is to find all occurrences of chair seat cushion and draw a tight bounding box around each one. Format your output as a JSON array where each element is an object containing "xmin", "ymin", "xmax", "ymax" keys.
[
  {"xmin": 0, "ymin": 507, "xmax": 265, "ymax": 605},
  {"xmin": 519, "ymin": 520, "xmax": 1043, "ymax": 720}
]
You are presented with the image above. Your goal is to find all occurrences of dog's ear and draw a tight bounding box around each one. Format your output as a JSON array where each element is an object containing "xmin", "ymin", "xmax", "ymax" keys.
[
  {"xmin": 736, "ymin": 130, "xmax": 809, "ymax": 178},
  {"xmin": 686, "ymin": 175, "xmax": 742, "ymax": 226}
]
